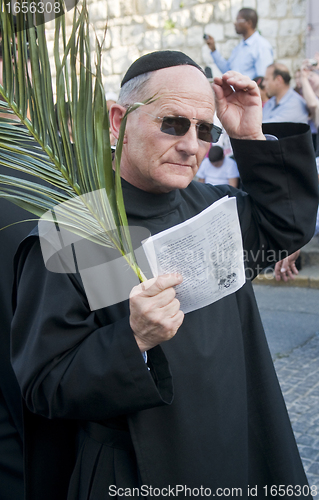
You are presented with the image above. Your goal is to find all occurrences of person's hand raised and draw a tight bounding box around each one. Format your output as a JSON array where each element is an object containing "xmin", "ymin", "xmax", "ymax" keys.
[
  {"xmin": 301, "ymin": 59, "xmax": 312, "ymax": 78},
  {"xmin": 213, "ymin": 71, "xmax": 265, "ymax": 141},
  {"xmin": 129, "ymin": 273, "xmax": 184, "ymax": 352},
  {"xmin": 205, "ymin": 35, "xmax": 216, "ymax": 52}
]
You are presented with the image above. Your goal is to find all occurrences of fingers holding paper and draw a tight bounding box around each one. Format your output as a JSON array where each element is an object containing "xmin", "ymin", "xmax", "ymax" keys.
[
  {"xmin": 129, "ymin": 273, "xmax": 185, "ymax": 352},
  {"xmin": 212, "ymin": 71, "xmax": 265, "ymax": 141}
]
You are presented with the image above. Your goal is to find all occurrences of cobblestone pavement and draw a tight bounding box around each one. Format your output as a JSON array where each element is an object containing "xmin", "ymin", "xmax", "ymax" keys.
[{"xmin": 274, "ymin": 333, "xmax": 319, "ymax": 489}]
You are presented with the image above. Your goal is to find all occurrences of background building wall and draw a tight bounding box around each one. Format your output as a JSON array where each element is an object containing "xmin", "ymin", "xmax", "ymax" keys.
[
  {"xmin": 306, "ymin": 0, "xmax": 319, "ymax": 57},
  {"xmin": 46, "ymin": 0, "xmax": 310, "ymax": 94}
]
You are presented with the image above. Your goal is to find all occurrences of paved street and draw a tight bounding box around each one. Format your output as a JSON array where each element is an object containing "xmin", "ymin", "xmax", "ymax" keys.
[{"xmin": 253, "ymin": 285, "xmax": 319, "ymax": 489}]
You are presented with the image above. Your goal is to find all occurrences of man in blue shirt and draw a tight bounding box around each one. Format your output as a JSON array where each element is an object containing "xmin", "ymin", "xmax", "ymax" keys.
[
  {"xmin": 205, "ymin": 8, "xmax": 273, "ymax": 79},
  {"xmin": 262, "ymin": 63, "xmax": 309, "ymax": 124}
]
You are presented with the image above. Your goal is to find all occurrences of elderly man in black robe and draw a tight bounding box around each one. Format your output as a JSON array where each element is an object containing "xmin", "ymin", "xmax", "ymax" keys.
[{"xmin": 11, "ymin": 51, "xmax": 319, "ymax": 499}]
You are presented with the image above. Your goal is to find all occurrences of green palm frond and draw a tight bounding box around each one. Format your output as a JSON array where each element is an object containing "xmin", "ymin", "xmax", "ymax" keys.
[{"xmin": 0, "ymin": 0, "xmax": 147, "ymax": 282}]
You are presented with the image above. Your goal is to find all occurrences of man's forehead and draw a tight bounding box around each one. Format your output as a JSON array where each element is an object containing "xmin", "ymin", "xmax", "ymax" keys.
[
  {"xmin": 148, "ymin": 66, "xmax": 213, "ymax": 96},
  {"xmin": 147, "ymin": 67, "xmax": 215, "ymax": 114},
  {"xmin": 155, "ymin": 92, "xmax": 215, "ymax": 113}
]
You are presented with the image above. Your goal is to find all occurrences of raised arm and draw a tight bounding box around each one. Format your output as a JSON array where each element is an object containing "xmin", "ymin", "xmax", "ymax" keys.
[
  {"xmin": 205, "ymin": 36, "xmax": 230, "ymax": 74},
  {"xmin": 300, "ymin": 62, "xmax": 319, "ymax": 126},
  {"xmin": 212, "ymin": 71, "xmax": 265, "ymax": 141},
  {"xmin": 231, "ymin": 122, "xmax": 318, "ymax": 277},
  {"xmin": 212, "ymin": 73, "xmax": 318, "ymax": 276}
]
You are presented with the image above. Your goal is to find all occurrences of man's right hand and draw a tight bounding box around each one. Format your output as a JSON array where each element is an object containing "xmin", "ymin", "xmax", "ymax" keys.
[
  {"xmin": 205, "ymin": 35, "xmax": 216, "ymax": 52},
  {"xmin": 129, "ymin": 274, "xmax": 184, "ymax": 352}
]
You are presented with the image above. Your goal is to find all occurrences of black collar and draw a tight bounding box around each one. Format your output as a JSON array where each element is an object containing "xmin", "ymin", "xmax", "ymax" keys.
[{"xmin": 121, "ymin": 178, "xmax": 182, "ymax": 219}]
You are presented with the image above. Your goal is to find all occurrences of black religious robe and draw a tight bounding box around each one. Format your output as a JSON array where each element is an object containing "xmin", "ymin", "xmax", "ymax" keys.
[
  {"xmin": 0, "ymin": 124, "xmax": 61, "ymax": 499},
  {"xmin": 0, "ymin": 161, "xmax": 38, "ymax": 500},
  {"xmin": 0, "ymin": 194, "xmax": 25, "ymax": 500},
  {"xmin": 11, "ymin": 123, "xmax": 319, "ymax": 499}
]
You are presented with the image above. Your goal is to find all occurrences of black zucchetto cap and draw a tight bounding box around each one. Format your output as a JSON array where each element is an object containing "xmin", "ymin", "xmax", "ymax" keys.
[{"xmin": 121, "ymin": 50, "xmax": 205, "ymax": 87}]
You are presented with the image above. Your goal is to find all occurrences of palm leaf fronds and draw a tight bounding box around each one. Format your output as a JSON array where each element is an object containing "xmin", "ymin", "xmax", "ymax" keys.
[{"xmin": 0, "ymin": 0, "xmax": 147, "ymax": 282}]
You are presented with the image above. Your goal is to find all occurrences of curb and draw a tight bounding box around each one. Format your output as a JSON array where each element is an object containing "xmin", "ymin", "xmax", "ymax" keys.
[{"xmin": 254, "ymin": 270, "xmax": 319, "ymax": 289}]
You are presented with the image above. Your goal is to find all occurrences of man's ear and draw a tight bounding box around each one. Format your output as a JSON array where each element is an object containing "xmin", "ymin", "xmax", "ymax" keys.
[
  {"xmin": 109, "ymin": 104, "xmax": 127, "ymax": 141},
  {"xmin": 275, "ymin": 75, "xmax": 283, "ymax": 85}
]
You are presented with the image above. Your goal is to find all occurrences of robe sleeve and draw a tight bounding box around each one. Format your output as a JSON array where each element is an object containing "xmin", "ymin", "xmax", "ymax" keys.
[
  {"xmin": 230, "ymin": 122, "xmax": 319, "ymax": 278},
  {"xmin": 11, "ymin": 238, "xmax": 173, "ymax": 420}
]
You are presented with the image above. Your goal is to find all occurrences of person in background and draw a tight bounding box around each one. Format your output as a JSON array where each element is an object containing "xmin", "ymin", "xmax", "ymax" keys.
[
  {"xmin": 294, "ymin": 68, "xmax": 303, "ymax": 96},
  {"xmin": 253, "ymin": 76, "xmax": 269, "ymax": 107},
  {"xmin": 0, "ymin": 22, "xmax": 29, "ymax": 499},
  {"xmin": 274, "ymin": 150, "xmax": 319, "ymax": 282},
  {"xmin": 294, "ymin": 59, "xmax": 319, "ymax": 149},
  {"xmin": 274, "ymin": 70, "xmax": 319, "ymax": 281},
  {"xmin": 308, "ymin": 65, "xmax": 319, "ymax": 101},
  {"xmin": 274, "ymin": 249, "xmax": 301, "ymax": 282},
  {"xmin": 316, "ymin": 157, "xmax": 319, "ymax": 236},
  {"xmin": 300, "ymin": 61, "xmax": 319, "ymax": 147},
  {"xmin": 0, "ymin": 171, "xmax": 25, "ymax": 500},
  {"xmin": 262, "ymin": 62, "xmax": 309, "ymax": 124},
  {"xmin": 204, "ymin": 8, "xmax": 273, "ymax": 79},
  {"xmin": 196, "ymin": 145, "xmax": 239, "ymax": 188}
]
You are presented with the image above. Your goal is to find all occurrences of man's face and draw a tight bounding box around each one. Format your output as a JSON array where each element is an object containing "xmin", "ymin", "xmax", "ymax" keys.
[
  {"xmin": 119, "ymin": 66, "xmax": 215, "ymax": 194},
  {"xmin": 263, "ymin": 67, "xmax": 276, "ymax": 98},
  {"xmin": 234, "ymin": 15, "xmax": 249, "ymax": 36}
]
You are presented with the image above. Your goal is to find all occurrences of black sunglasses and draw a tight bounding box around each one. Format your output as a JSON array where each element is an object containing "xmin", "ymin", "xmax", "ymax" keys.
[{"xmin": 144, "ymin": 113, "xmax": 222, "ymax": 143}]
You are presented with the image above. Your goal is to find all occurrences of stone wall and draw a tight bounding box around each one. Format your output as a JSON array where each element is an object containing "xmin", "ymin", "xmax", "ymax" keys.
[{"xmin": 47, "ymin": 0, "xmax": 308, "ymax": 94}]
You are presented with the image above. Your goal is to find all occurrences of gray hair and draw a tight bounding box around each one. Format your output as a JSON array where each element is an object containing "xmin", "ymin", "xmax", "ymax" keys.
[{"xmin": 118, "ymin": 72, "xmax": 154, "ymax": 107}]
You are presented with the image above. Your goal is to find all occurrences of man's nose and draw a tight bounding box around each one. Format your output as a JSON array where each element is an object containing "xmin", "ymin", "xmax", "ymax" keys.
[{"xmin": 175, "ymin": 124, "xmax": 200, "ymax": 156}]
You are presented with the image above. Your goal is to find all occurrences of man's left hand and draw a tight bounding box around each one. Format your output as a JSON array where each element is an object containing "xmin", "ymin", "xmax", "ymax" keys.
[
  {"xmin": 212, "ymin": 71, "xmax": 265, "ymax": 141},
  {"xmin": 205, "ymin": 35, "xmax": 216, "ymax": 52}
]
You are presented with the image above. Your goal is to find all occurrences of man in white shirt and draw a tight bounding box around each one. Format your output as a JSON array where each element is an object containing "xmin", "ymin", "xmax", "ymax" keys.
[
  {"xmin": 204, "ymin": 8, "xmax": 273, "ymax": 79},
  {"xmin": 197, "ymin": 145, "xmax": 239, "ymax": 187},
  {"xmin": 262, "ymin": 63, "xmax": 309, "ymax": 124}
]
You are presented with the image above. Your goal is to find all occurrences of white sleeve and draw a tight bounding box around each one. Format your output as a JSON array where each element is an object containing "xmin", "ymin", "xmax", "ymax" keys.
[
  {"xmin": 196, "ymin": 159, "xmax": 208, "ymax": 179},
  {"xmin": 226, "ymin": 158, "xmax": 240, "ymax": 178}
]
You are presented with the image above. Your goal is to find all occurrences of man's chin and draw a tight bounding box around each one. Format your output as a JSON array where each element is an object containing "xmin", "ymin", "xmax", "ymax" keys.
[{"xmin": 156, "ymin": 173, "xmax": 195, "ymax": 193}]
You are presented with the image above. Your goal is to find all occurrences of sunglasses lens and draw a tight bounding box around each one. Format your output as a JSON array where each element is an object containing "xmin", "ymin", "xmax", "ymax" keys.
[
  {"xmin": 210, "ymin": 125, "xmax": 223, "ymax": 143},
  {"xmin": 159, "ymin": 116, "xmax": 222, "ymax": 143},
  {"xmin": 197, "ymin": 122, "xmax": 214, "ymax": 142},
  {"xmin": 161, "ymin": 117, "xmax": 190, "ymax": 136}
]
